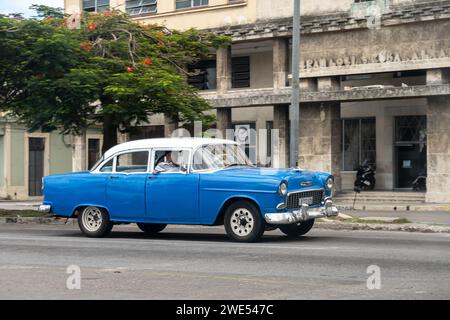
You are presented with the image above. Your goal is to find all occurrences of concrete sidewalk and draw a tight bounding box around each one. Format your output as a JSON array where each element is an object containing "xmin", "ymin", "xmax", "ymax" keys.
[{"xmin": 342, "ymin": 210, "xmax": 450, "ymax": 226}]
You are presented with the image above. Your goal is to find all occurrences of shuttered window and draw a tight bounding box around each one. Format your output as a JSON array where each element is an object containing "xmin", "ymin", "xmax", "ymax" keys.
[{"xmin": 232, "ymin": 57, "xmax": 250, "ymax": 88}]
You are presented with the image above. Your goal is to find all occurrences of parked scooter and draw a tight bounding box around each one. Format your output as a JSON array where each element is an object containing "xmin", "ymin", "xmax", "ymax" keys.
[
  {"xmin": 412, "ymin": 169, "xmax": 427, "ymax": 191},
  {"xmin": 354, "ymin": 160, "xmax": 376, "ymax": 191}
]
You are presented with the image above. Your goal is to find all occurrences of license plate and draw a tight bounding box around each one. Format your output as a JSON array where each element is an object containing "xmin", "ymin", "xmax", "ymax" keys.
[{"xmin": 299, "ymin": 196, "xmax": 314, "ymax": 206}]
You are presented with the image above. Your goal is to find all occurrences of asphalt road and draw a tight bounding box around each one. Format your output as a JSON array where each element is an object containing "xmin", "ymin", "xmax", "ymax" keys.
[{"xmin": 0, "ymin": 223, "xmax": 449, "ymax": 300}]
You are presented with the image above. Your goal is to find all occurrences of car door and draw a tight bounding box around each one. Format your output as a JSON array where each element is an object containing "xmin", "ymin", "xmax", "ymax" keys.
[
  {"xmin": 146, "ymin": 148, "xmax": 199, "ymax": 223},
  {"xmin": 106, "ymin": 150, "xmax": 150, "ymax": 220}
]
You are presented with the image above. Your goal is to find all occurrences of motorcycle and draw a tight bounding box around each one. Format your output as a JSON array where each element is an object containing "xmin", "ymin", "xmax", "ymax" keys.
[
  {"xmin": 354, "ymin": 160, "xmax": 376, "ymax": 192},
  {"xmin": 412, "ymin": 169, "xmax": 427, "ymax": 191}
]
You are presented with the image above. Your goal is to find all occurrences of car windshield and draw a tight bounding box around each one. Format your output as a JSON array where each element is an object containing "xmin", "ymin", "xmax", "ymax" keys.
[{"xmin": 192, "ymin": 144, "xmax": 253, "ymax": 171}]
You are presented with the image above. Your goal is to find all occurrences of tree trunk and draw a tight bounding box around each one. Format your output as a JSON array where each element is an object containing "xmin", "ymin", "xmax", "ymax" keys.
[{"xmin": 102, "ymin": 113, "xmax": 118, "ymax": 154}]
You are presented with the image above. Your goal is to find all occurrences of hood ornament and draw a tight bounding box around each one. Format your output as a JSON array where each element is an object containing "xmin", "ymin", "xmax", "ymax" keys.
[{"xmin": 301, "ymin": 181, "xmax": 313, "ymax": 187}]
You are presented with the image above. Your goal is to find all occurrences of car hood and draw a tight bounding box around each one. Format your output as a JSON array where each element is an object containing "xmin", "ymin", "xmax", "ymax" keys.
[{"xmin": 211, "ymin": 167, "xmax": 330, "ymax": 189}]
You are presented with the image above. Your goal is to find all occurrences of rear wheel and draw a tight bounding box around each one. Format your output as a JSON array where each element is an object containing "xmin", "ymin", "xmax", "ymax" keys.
[
  {"xmin": 137, "ymin": 223, "xmax": 167, "ymax": 235},
  {"xmin": 224, "ymin": 200, "xmax": 265, "ymax": 242},
  {"xmin": 279, "ymin": 219, "xmax": 315, "ymax": 237},
  {"xmin": 78, "ymin": 206, "xmax": 113, "ymax": 238}
]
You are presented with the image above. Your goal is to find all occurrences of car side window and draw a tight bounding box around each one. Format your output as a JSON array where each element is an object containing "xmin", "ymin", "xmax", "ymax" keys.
[
  {"xmin": 99, "ymin": 159, "xmax": 114, "ymax": 172},
  {"xmin": 116, "ymin": 151, "xmax": 149, "ymax": 173},
  {"xmin": 153, "ymin": 150, "xmax": 189, "ymax": 173},
  {"xmin": 192, "ymin": 147, "xmax": 212, "ymax": 171}
]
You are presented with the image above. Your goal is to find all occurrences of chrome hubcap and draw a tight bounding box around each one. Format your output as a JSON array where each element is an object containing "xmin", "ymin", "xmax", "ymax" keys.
[
  {"xmin": 82, "ymin": 207, "xmax": 103, "ymax": 232},
  {"xmin": 230, "ymin": 208, "xmax": 254, "ymax": 237}
]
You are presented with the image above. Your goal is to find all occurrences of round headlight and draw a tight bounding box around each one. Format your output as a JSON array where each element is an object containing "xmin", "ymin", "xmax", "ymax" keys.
[
  {"xmin": 326, "ymin": 177, "xmax": 334, "ymax": 190},
  {"xmin": 279, "ymin": 182, "xmax": 288, "ymax": 196}
]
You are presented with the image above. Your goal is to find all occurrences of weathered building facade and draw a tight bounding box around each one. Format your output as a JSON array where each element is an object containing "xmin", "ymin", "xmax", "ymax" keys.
[{"xmin": 1, "ymin": 0, "xmax": 449, "ymax": 201}]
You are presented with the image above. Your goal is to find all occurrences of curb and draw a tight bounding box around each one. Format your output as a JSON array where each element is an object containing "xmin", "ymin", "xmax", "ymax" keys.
[
  {"xmin": 315, "ymin": 221, "xmax": 450, "ymax": 233},
  {"xmin": 336, "ymin": 204, "xmax": 450, "ymax": 212},
  {"xmin": 1, "ymin": 216, "xmax": 450, "ymax": 234},
  {"xmin": 0, "ymin": 217, "xmax": 76, "ymax": 225}
]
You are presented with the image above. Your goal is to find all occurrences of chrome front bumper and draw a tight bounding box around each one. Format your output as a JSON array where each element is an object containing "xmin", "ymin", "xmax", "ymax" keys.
[
  {"xmin": 264, "ymin": 198, "xmax": 338, "ymax": 225},
  {"xmin": 38, "ymin": 204, "xmax": 51, "ymax": 213}
]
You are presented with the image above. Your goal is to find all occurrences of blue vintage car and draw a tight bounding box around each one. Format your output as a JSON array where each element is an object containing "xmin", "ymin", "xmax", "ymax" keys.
[{"xmin": 39, "ymin": 138, "xmax": 338, "ymax": 242}]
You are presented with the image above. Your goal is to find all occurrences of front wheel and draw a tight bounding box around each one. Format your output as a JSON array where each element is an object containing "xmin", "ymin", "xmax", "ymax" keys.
[
  {"xmin": 224, "ymin": 201, "xmax": 265, "ymax": 242},
  {"xmin": 78, "ymin": 206, "xmax": 113, "ymax": 238},
  {"xmin": 279, "ymin": 219, "xmax": 315, "ymax": 237},
  {"xmin": 137, "ymin": 223, "xmax": 167, "ymax": 235}
]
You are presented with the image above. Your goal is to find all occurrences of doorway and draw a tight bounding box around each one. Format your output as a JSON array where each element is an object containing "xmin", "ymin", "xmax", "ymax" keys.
[
  {"xmin": 28, "ymin": 137, "xmax": 45, "ymax": 196},
  {"xmin": 394, "ymin": 116, "xmax": 427, "ymax": 189}
]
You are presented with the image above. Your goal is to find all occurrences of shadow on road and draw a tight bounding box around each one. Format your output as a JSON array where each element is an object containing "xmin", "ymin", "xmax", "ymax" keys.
[{"xmin": 55, "ymin": 228, "xmax": 325, "ymax": 244}]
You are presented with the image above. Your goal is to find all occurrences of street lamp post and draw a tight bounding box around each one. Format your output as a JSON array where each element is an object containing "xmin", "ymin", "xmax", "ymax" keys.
[{"xmin": 290, "ymin": 0, "xmax": 301, "ymax": 168}]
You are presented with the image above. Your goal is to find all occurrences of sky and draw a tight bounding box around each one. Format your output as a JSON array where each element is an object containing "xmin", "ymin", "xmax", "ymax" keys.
[{"xmin": 0, "ymin": 0, "xmax": 64, "ymax": 17}]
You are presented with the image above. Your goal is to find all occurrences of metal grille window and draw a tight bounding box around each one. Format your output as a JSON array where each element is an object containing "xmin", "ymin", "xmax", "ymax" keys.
[
  {"xmin": 395, "ymin": 116, "xmax": 427, "ymax": 143},
  {"xmin": 176, "ymin": 0, "xmax": 209, "ymax": 10},
  {"xmin": 342, "ymin": 118, "xmax": 376, "ymax": 171},
  {"xmin": 82, "ymin": 0, "xmax": 110, "ymax": 12},
  {"xmin": 232, "ymin": 57, "xmax": 250, "ymax": 88},
  {"xmin": 126, "ymin": 0, "xmax": 157, "ymax": 16}
]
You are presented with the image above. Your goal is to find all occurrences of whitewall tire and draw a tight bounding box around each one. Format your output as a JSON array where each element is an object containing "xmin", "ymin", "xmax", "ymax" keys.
[{"xmin": 78, "ymin": 206, "xmax": 113, "ymax": 238}]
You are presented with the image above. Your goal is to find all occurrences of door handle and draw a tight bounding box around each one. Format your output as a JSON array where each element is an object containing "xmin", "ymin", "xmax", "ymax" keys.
[{"xmin": 109, "ymin": 176, "xmax": 119, "ymax": 180}]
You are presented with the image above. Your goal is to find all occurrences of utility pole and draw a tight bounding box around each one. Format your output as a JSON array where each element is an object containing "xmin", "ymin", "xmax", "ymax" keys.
[{"xmin": 290, "ymin": 0, "xmax": 300, "ymax": 168}]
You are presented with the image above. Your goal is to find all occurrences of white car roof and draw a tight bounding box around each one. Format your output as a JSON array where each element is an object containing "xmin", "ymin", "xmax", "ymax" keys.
[{"xmin": 103, "ymin": 137, "xmax": 238, "ymax": 159}]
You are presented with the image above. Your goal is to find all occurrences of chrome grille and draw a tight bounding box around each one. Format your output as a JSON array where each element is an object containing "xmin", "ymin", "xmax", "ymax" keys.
[{"xmin": 286, "ymin": 190, "xmax": 325, "ymax": 209}]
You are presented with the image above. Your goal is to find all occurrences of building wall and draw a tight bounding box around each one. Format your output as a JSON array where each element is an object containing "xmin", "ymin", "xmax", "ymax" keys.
[
  {"xmin": 0, "ymin": 135, "xmax": 4, "ymax": 187},
  {"xmin": 0, "ymin": 125, "xmax": 103, "ymax": 199},
  {"xmin": 49, "ymin": 132, "xmax": 73, "ymax": 175},
  {"xmin": 341, "ymin": 98, "xmax": 427, "ymax": 190},
  {"xmin": 249, "ymin": 50, "xmax": 273, "ymax": 89},
  {"xmin": 10, "ymin": 127, "xmax": 25, "ymax": 187},
  {"xmin": 65, "ymin": 0, "xmax": 425, "ymax": 31}
]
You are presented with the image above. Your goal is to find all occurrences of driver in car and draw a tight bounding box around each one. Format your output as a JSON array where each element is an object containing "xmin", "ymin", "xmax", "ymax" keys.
[{"xmin": 154, "ymin": 151, "xmax": 182, "ymax": 173}]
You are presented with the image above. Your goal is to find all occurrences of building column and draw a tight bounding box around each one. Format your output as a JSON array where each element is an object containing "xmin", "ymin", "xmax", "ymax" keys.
[
  {"xmin": 273, "ymin": 38, "xmax": 288, "ymax": 90},
  {"xmin": 164, "ymin": 116, "xmax": 178, "ymax": 137},
  {"xmin": 299, "ymin": 102, "xmax": 342, "ymax": 191},
  {"xmin": 72, "ymin": 129, "xmax": 87, "ymax": 172},
  {"xmin": 426, "ymin": 68, "xmax": 450, "ymax": 202},
  {"xmin": 216, "ymin": 108, "xmax": 232, "ymax": 140},
  {"xmin": 216, "ymin": 46, "xmax": 232, "ymax": 93},
  {"xmin": 272, "ymin": 104, "xmax": 290, "ymax": 168},
  {"xmin": 117, "ymin": 131, "xmax": 129, "ymax": 144}
]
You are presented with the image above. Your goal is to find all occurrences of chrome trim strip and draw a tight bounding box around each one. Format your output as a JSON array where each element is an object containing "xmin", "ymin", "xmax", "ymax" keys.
[{"xmin": 38, "ymin": 204, "xmax": 51, "ymax": 213}]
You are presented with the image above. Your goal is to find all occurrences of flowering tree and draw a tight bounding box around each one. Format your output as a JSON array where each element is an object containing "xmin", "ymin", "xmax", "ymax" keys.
[{"xmin": 0, "ymin": 6, "xmax": 229, "ymax": 152}]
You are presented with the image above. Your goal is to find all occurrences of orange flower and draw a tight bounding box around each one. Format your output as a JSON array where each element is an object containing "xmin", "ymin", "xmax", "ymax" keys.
[
  {"xmin": 103, "ymin": 11, "xmax": 113, "ymax": 16},
  {"xmin": 45, "ymin": 15, "xmax": 53, "ymax": 21},
  {"xmin": 80, "ymin": 41, "xmax": 93, "ymax": 52},
  {"xmin": 87, "ymin": 21, "xmax": 97, "ymax": 31},
  {"xmin": 143, "ymin": 58, "xmax": 153, "ymax": 66},
  {"xmin": 127, "ymin": 66, "xmax": 134, "ymax": 73},
  {"xmin": 155, "ymin": 31, "xmax": 165, "ymax": 39},
  {"xmin": 143, "ymin": 26, "xmax": 150, "ymax": 31}
]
